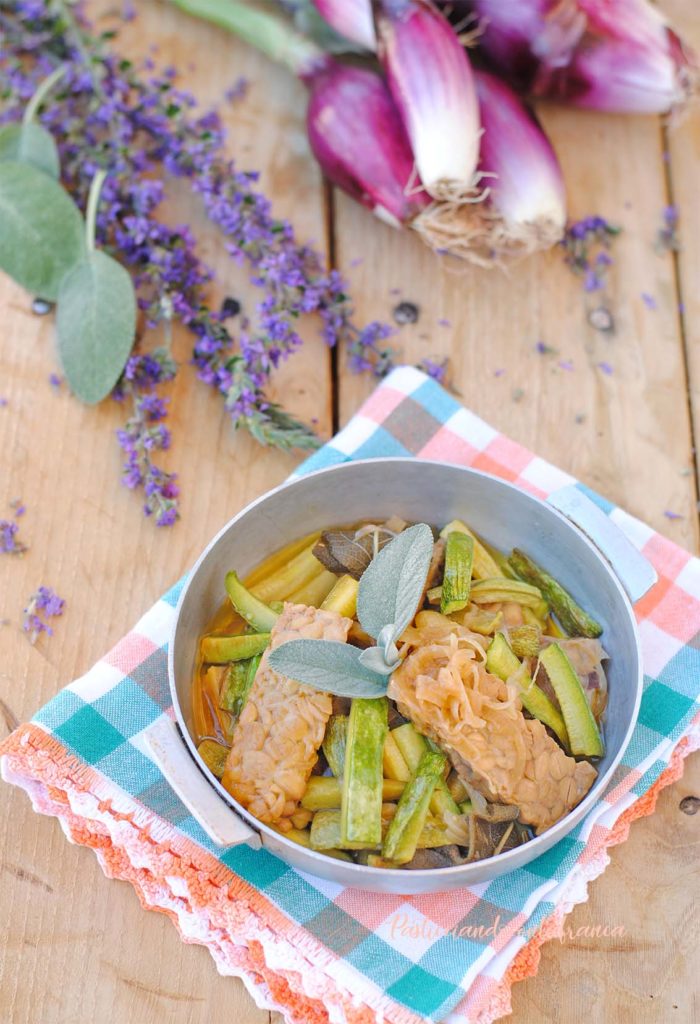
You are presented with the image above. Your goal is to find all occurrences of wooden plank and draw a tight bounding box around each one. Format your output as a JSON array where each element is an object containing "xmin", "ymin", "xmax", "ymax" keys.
[
  {"xmin": 0, "ymin": 0, "xmax": 329, "ymax": 1021},
  {"xmin": 664, "ymin": 0, "xmax": 700, "ymax": 482},
  {"xmin": 336, "ymin": 106, "xmax": 697, "ymax": 547},
  {"xmin": 334, "ymin": 44, "xmax": 699, "ymax": 1024}
]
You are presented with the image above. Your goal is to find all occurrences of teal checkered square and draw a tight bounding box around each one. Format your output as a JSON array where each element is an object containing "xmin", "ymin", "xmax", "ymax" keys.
[
  {"xmin": 54, "ymin": 704, "xmax": 125, "ymax": 764},
  {"xmin": 387, "ymin": 964, "xmax": 459, "ymax": 1018},
  {"xmin": 523, "ymin": 835, "xmax": 583, "ymax": 880},
  {"xmin": 637, "ymin": 680, "xmax": 695, "ymax": 736}
]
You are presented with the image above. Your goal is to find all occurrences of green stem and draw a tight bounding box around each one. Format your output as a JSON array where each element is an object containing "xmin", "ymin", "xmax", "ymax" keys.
[
  {"xmin": 85, "ymin": 169, "xmax": 107, "ymax": 251},
  {"xmin": 170, "ymin": 0, "xmax": 327, "ymax": 77},
  {"xmin": 23, "ymin": 64, "xmax": 69, "ymax": 125},
  {"xmin": 54, "ymin": 0, "xmax": 107, "ymax": 101}
]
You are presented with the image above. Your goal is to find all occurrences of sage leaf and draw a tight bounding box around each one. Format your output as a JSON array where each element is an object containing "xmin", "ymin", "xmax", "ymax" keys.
[
  {"xmin": 0, "ymin": 123, "xmax": 60, "ymax": 179},
  {"xmin": 357, "ymin": 523, "xmax": 435, "ymax": 642},
  {"xmin": 56, "ymin": 250, "xmax": 136, "ymax": 404},
  {"xmin": 268, "ymin": 639, "xmax": 389, "ymax": 698},
  {"xmin": 357, "ymin": 644, "xmax": 399, "ymax": 676},
  {"xmin": 0, "ymin": 160, "xmax": 85, "ymax": 300}
]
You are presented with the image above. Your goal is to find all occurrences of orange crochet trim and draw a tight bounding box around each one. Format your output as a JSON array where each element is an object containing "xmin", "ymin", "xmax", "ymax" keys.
[{"xmin": 1, "ymin": 722, "xmax": 697, "ymax": 1024}]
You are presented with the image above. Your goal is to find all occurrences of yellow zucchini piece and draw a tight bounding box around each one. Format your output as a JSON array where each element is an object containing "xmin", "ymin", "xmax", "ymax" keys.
[{"xmin": 321, "ymin": 574, "xmax": 359, "ymax": 617}]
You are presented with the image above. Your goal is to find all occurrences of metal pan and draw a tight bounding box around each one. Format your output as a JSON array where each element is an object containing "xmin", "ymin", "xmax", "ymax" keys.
[{"xmin": 153, "ymin": 459, "xmax": 656, "ymax": 894}]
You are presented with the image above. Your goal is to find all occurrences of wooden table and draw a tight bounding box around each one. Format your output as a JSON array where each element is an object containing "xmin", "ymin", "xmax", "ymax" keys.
[{"xmin": 1, "ymin": 2, "xmax": 698, "ymax": 1021}]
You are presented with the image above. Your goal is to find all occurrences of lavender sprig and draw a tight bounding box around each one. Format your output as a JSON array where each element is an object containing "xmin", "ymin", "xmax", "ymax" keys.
[
  {"xmin": 113, "ymin": 350, "xmax": 180, "ymax": 525},
  {"xmin": 0, "ymin": 0, "xmax": 400, "ymax": 515}
]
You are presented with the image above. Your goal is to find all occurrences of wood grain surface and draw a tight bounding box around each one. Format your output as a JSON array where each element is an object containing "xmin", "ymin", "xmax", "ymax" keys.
[{"xmin": 0, "ymin": 2, "xmax": 698, "ymax": 1022}]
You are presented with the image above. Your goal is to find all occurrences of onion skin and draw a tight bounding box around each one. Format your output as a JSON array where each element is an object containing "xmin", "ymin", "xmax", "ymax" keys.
[
  {"xmin": 475, "ymin": 70, "xmax": 566, "ymax": 232},
  {"xmin": 412, "ymin": 71, "xmax": 566, "ymax": 265},
  {"xmin": 309, "ymin": 0, "xmax": 377, "ymax": 50},
  {"xmin": 456, "ymin": 0, "xmax": 698, "ymax": 114},
  {"xmin": 375, "ymin": 0, "xmax": 481, "ymax": 201},
  {"xmin": 306, "ymin": 61, "xmax": 430, "ymax": 226}
]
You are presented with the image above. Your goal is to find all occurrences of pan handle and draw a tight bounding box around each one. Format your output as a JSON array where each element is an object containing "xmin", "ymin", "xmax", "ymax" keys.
[
  {"xmin": 547, "ymin": 485, "xmax": 657, "ymax": 604},
  {"xmin": 145, "ymin": 717, "xmax": 261, "ymax": 849}
]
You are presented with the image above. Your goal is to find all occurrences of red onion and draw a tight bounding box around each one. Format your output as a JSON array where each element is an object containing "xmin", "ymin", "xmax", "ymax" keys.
[
  {"xmin": 415, "ymin": 70, "xmax": 566, "ymax": 264},
  {"xmin": 460, "ymin": 0, "xmax": 698, "ymax": 114},
  {"xmin": 375, "ymin": 0, "xmax": 482, "ymax": 201},
  {"xmin": 306, "ymin": 61, "xmax": 431, "ymax": 225}
]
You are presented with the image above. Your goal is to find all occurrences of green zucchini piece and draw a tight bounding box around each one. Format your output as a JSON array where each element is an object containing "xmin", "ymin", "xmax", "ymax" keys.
[
  {"xmin": 321, "ymin": 574, "xmax": 359, "ymax": 617},
  {"xmin": 539, "ymin": 643, "xmax": 604, "ymax": 757},
  {"xmin": 439, "ymin": 519, "xmax": 502, "ymax": 579},
  {"xmin": 225, "ymin": 571, "xmax": 279, "ymax": 632},
  {"xmin": 508, "ymin": 624, "xmax": 541, "ymax": 658},
  {"xmin": 197, "ymin": 739, "xmax": 229, "ymax": 779},
  {"xmin": 340, "ymin": 698, "xmax": 388, "ymax": 847},
  {"xmin": 441, "ymin": 532, "xmax": 474, "ymax": 615},
  {"xmin": 509, "ymin": 550, "xmax": 603, "ymax": 638},
  {"xmin": 219, "ymin": 655, "xmax": 261, "ymax": 720},
  {"xmin": 486, "ymin": 633, "xmax": 569, "ymax": 747},
  {"xmin": 470, "ymin": 578, "xmax": 548, "ymax": 618},
  {"xmin": 322, "ymin": 714, "xmax": 348, "ymax": 778},
  {"xmin": 382, "ymin": 750, "xmax": 446, "ymax": 863},
  {"xmin": 200, "ymin": 632, "xmax": 270, "ymax": 664},
  {"xmin": 311, "ymin": 809, "xmax": 376, "ymax": 850},
  {"xmin": 302, "ymin": 775, "xmax": 405, "ymax": 811},
  {"xmin": 391, "ymin": 723, "xmax": 460, "ymax": 818}
]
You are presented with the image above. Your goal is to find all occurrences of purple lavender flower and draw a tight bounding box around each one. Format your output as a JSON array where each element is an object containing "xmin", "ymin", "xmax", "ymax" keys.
[
  {"xmin": 48, "ymin": 373, "xmax": 62, "ymax": 388},
  {"xmin": 417, "ymin": 357, "xmax": 448, "ymax": 384},
  {"xmin": 113, "ymin": 349, "xmax": 179, "ymax": 525},
  {"xmin": 1, "ymin": 0, "xmax": 397, "ymax": 504},
  {"xmin": 561, "ymin": 216, "xmax": 620, "ymax": 331},
  {"xmin": 1, "ymin": 519, "xmax": 27, "ymax": 555},
  {"xmin": 22, "ymin": 586, "xmax": 65, "ymax": 643},
  {"xmin": 641, "ymin": 292, "xmax": 657, "ymax": 311}
]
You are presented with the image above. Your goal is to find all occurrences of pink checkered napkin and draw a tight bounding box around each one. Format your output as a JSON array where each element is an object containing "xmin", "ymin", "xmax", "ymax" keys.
[{"xmin": 1, "ymin": 366, "xmax": 699, "ymax": 1024}]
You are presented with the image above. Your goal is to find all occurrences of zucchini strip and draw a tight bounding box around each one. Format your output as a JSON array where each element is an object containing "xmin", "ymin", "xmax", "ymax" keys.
[
  {"xmin": 391, "ymin": 723, "xmax": 460, "ymax": 818},
  {"xmin": 322, "ymin": 714, "xmax": 348, "ymax": 778},
  {"xmin": 470, "ymin": 578, "xmax": 548, "ymax": 617},
  {"xmin": 382, "ymin": 750, "xmax": 446, "ymax": 864},
  {"xmin": 197, "ymin": 739, "xmax": 229, "ymax": 779},
  {"xmin": 486, "ymin": 633, "xmax": 569, "ymax": 748},
  {"xmin": 320, "ymin": 574, "xmax": 359, "ymax": 617},
  {"xmin": 340, "ymin": 698, "xmax": 388, "ymax": 846},
  {"xmin": 200, "ymin": 632, "xmax": 270, "ymax": 664},
  {"xmin": 509, "ymin": 549, "xmax": 602, "ymax": 638},
  {"xmin": 539, "ymin": 644, "xmax": 604, "ymax": 757},
  {"xmin": 225, "ymin": 571, "xmax": 279, "ymax": 632},
  {"xmin": 440, "ymin": 532, "xmax": 474, "ymax": 615},
  {"xmin": 439, "ymin": 519, "xmax": 502, "ymax": 579},
  {"xmin": 302, "ymin": 775, "xmax": 405, "ymax": 811},
  {"xmin": 219, "ymin": 655, "xmax": 262, "ymax": 721}
]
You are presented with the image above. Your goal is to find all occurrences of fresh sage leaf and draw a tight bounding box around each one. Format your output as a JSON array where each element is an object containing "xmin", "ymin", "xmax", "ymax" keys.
[
  {"xmin": 357, "ymin": 523, "xmax": 435, "ymax": 643},
  {"xmin": 268, "ymin": 639, "xmax": 389, "ymax": 698},
  {"xmin": 0, "ymin": 123, "xmax": 60, "ymax": 179},
  {"xmin": 358, "ymin": 644, "xmax": 398, "ymax": 676},
  {"xmin": 56, "ymin": 249, "xmax": 136, "ymax": 404},
  {"xmin": 0, "ymin": 160, "xmax": 85, "ymax": 300}
]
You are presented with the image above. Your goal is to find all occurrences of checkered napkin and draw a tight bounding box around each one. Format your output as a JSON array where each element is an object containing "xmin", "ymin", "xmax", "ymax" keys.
[{"xmin": 2, "ymin": 366, "xmax": 699, "ymax": 1024}]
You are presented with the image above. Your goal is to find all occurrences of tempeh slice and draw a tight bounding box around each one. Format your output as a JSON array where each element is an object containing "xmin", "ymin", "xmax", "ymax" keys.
[
  {"xmin": 389, "ymin": 635, "xmax": 597, "ymax": 833},
  {"xmin": 222, "ymin": 602, "xmax": 352, "ymax": 829}
]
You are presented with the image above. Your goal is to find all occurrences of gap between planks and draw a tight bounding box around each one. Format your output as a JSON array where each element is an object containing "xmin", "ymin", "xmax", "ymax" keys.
[{"xmin": 661, "ymin": 119, "xmax": 700, "ymax": 535}]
